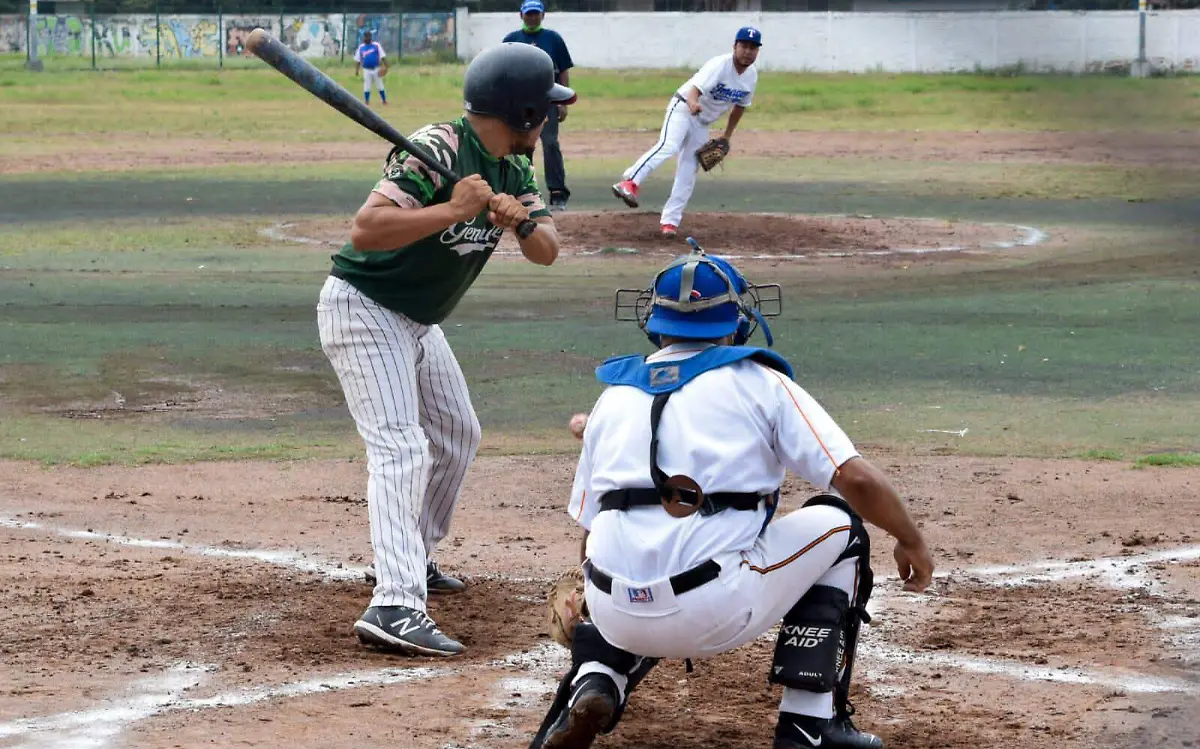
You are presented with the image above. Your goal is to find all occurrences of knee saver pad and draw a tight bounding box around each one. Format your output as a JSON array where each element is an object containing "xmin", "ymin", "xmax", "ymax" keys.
[{"xmin": 768, "ymin": 585, "xmax": 850, "ymax": 692}]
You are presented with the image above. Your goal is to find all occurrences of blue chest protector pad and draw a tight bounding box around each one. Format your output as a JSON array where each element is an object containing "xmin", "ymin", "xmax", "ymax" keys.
[
  {"xmin": 594, "ymin": 346, "xmax": 795, "ymax": 529},
  {"xmin": 595, "ymin": 345, "xmax": 794, "ymax": 393}
]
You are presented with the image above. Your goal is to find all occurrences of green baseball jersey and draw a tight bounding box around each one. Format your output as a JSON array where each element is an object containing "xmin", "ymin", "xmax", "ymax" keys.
[{"xmin": 330, "ymin": 116, "xmax": 550, "ymax": 325}]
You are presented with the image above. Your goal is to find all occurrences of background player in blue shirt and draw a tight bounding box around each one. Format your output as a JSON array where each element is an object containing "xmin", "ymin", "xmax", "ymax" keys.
[
  {"xmin": 503, "ymin": 0, "xmax": 574, "ymax": 212},
  {"xmin": 354, "ymin": 31, "xmax": 388, "ymax": 106}
]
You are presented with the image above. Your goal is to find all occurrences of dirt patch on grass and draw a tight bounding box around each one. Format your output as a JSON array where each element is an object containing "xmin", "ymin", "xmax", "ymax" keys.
[
  {"xmin": 274, "ymin": 210, "xmax": 1039, "ymax": 260},
  {"xmin": 5, "ymin": 131, "xmax": 1200, "ymax": 174}
]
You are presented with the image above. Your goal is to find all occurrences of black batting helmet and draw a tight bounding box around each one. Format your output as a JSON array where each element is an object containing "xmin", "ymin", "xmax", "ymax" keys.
[{"xmin": 463, "ymin": 43, "xmax": 576, "ymax": 133}]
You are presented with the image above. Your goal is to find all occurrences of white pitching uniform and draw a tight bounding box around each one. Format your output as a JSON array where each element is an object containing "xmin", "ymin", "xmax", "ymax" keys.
[
  {"xmin": 622, "ymin": 54, "xmax": 757, "ymax": 227},
  {"xmin": 567, "ymin": 342, "xmax": 862, "ymax": 719}
]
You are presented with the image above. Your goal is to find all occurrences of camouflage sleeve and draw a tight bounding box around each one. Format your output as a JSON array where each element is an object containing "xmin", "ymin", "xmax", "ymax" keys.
[
  {"xmin": 513, "ymin": 154, "xmax": 550, "ymax": 220},
  {"xmin": 371, "ymin": 123, "xmax": 460, "ymax": 209}
]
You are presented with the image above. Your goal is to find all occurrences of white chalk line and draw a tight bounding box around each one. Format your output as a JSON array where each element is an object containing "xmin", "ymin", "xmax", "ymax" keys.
[
  {"xmin": 860, "ymin": 640, "xmax": 1197, "ymax": 696},
  {"xmin": 964, "ymin": 544, "xmax": 1200, "ymax": 591},
  {"xmin": 0, "ymin": 515, "xmax": 370, "ymax": 582},
  {"xmin": 0, "ymin": 644, "xmax": 567, "ymax": 745},
  {"xmin": 259, "ymin": 216, "xmax": 1050, "ymax": 261}
]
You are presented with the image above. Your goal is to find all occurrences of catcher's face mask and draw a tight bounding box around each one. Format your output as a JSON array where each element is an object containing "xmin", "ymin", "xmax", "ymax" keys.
[{"xmin": 615, "ymin": 238, "xmax": 781, "ymax": 347}]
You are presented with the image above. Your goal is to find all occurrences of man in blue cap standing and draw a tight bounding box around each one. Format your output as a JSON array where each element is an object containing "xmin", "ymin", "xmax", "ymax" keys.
[
  {"xmin": 612, "ymin": 27, "xmax": 762, "ymax": 238},
  {"xmin": 504, "ymin": 0, "xmax": 575, "ymax": 213}
]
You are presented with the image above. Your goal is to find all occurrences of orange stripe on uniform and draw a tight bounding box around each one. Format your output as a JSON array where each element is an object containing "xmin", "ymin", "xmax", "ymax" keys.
[
  {"xmin": 574, "ymin": 490, "xmax": 587, "ymax": 521},
  {"xmin": 762, "ymin": 366, "xmax": 841, "ymax": 477},
  {"xmin": 743, "ymin": 525, "xmax": 852, "ymax": 574}
]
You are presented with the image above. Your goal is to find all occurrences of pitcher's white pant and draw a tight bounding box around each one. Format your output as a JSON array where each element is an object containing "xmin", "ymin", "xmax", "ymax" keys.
[
  {"xmin": 622, "ymin": 96, "xmax": 711, "ymax": 228},
  {"xmin": 362, "ymin": 67, "xmax": 384, "ymax": 98},
  {"xmin": 582, "ymin": 504, "xmax": 859, "ymax": 719},
  {"xmin": 317, "ymin": 276, "xmax": 481, "ymax": 612}
]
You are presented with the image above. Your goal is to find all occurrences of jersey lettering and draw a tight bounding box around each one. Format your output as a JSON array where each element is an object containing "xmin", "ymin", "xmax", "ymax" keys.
[{"xmin": 710, "ymin": 82, "xmax": 750, "ymax": 105}]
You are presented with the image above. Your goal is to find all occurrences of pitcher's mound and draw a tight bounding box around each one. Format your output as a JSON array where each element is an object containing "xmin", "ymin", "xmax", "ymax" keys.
[{"xmin": 530, "ymin": 211, "xmax": 1037, "ymax": 258}]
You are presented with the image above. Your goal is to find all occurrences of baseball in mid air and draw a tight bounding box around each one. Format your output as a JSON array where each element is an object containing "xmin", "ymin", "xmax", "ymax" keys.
[{"xmin": 568, "ymin": 412, "xmax": 589, "ymax": 439}]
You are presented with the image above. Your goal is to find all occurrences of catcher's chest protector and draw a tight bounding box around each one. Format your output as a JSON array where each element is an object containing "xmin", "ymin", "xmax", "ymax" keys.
[{"xmin": 596, "ymin": 346, "xmax": 793, "ymax": 394}]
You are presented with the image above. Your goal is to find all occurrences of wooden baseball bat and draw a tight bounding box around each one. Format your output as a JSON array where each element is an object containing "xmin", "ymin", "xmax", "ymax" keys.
[{"xmin": 244, "ymin": 28, "xmax": 538, "ymax": 240}]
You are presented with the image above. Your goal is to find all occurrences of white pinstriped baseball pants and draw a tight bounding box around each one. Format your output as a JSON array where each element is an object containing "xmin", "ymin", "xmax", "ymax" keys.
[{"xmin": 317, "ymin": 276, "xmax": 481, "ymax": 611}]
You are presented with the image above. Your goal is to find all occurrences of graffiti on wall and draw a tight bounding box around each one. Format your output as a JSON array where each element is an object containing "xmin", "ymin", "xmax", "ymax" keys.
[
  {"xmin": 0, "ymin": 14, "xmax": 24, "ymax": 54},
  {"xmin": 401, "ymin": 13, "xmax": 454, "ymax": 56},
  {"xmin": 35, "ymin": 14, "xmax": 87, "ymax": 56},
  {"xmin": 226, "ymin": 16, "xmax": 278, "ymax": 57},
  {"xmin": 0, "ymin": 13, "xmax": 453, "ymax": 61},
  {"xmin": 282, "ymin": 15, "xmax": 343, "ymax": 59},
  {"xmin": 349, "ymin": 14, "xmax": 401, "ymax": 58}
]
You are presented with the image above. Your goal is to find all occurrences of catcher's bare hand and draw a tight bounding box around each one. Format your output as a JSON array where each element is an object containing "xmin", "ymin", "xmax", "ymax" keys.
[
  {"xmin": 894, "ymin": 539, "xmax": 934, "ymax": 593},
  {"xmin": 487, "ymin": 193, "xmax": 531, "ymax": 231},
  {"xmin": 449, "ymin": 174, "xmax": 494, "ymax": 222}
]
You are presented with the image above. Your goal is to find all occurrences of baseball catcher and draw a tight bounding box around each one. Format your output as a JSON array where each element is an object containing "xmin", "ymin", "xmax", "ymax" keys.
[
  {"xmin": 612, "ymin": 26, "xmax": 761, "ymax": 238},
  {"xmin": 531, "ymin": 241, "xmax": 935, "ymax": 749}
]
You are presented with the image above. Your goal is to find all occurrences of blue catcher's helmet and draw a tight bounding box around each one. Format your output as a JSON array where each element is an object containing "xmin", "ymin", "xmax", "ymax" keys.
[{"xmin": 627, "ymin": 238, "xmax": 780, "ymax": 348}]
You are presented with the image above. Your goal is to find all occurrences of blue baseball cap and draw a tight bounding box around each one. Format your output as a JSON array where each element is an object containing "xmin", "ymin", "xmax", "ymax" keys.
[
  {"xmin": 735, "ymin": 26, "xmax": 762, "ymax": 46},
  {"xmin": 645, "ymin": 253, "xmax": 749, "ymax": 340},
  {"xmin": 521, "ymin": 0, "xmax": 545, "ymax": 13}
]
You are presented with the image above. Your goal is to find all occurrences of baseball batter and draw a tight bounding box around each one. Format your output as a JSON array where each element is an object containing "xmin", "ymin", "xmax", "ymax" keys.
[
  {"xmin": 612, "ymin": 26, "xmax": 762, "ymax": 238},
  {"xmin": 354, "ymin": 31, "xmax": 388, "ymax": 106},
  {"xmin": 319, "ymin": 42, "xmax": 575, "ymax": 657},
  {"xmin": 530, "ymin": 247, "xmax": 935, "ymax": 749}
]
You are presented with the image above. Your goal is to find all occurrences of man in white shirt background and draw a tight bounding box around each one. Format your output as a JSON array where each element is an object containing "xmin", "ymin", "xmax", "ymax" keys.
[{"xmin": 612, "ymin": 26, "xmax": 762, "ymax": 238}]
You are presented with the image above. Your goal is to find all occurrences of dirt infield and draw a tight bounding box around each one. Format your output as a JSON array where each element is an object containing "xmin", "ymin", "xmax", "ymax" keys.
[
  {"xmin": 269, "ymin": 210, "xmax": 1046, "ymax": 261},
  {"xmin": 1, "ymin": 456, "xmax": 1197, "ymax": 749}
]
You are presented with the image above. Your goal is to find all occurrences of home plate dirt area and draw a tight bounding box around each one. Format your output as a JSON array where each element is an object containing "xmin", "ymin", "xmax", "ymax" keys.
[{"xmin": 0, "ymin": 455, "xmax": 1197, "ymax": 749}]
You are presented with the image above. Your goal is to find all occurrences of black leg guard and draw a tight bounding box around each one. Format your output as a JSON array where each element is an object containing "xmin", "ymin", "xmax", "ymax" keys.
[
  {"xmin": 773, "ymin": 494, "xmax": 875, "ymax": 720},
  {"xmin": 528, "ymin": 622, "xmax": 659, "ymax": 749}
]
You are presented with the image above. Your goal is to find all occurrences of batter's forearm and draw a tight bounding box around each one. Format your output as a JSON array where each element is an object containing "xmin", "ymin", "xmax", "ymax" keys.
[
  {"xmin": 559, "ymin": 69, "xmax": 570, "ymax": 87},
  {"xmin": 518, "ymin": 218, "xmax": 560, "ymax": 266},
  {"xmin": 723, "ymin": 106, "xmax": 745, "ymax": 139},
  {"xmin": 350, "ymin": 202, "xmax": 460, "ymax": 251}
]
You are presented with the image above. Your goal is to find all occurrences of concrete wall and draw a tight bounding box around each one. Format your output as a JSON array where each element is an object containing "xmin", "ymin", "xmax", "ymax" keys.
[{"xmin": 460, "ymin": 10, "xmax": 1200, "ymax": 72}]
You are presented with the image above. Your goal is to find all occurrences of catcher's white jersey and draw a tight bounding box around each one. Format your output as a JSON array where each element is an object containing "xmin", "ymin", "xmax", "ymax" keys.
[
  {"xmin": 567, "ymin": 343, "xmax": 859, "ymax": 583},
  {"xmin": 676, "ymin": 53, "xmax": 757, "ymax": 126},
  {"xmin": 567, "ymin": 343, "xmax": 864, "ymax": 719}
]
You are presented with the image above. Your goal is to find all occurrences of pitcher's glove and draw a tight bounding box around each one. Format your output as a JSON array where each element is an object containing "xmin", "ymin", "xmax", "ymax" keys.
[
  {"xmin": 547, "ymin": 566, "xmax": 589, "ymax": 647},
  {"xmin": 697, "ymin": 137, "xmax": 730, "ymax": 172}
]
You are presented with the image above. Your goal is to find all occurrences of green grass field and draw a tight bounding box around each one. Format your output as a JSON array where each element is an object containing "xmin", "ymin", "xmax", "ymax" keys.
[{"xmin": 1, "ymin": 63, "xmax": 1197, "ymax": 467}]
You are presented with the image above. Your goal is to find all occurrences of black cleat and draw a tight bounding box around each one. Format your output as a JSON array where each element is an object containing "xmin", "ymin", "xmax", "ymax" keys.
[
  {"xmin": 353, "ymin": 605, "xmax": 464, "ymax": 657},
  {"xmin": 543, "ymin": 673, "xmax": 619, "ymax": 749},
  {"xmin": 362, "ymin": 561, "xmax": 467, "ymax": 595},
  {"xmin": 427, "ymin": 560, "xmax": 467, "ymax": 595},
  {"xmin": 774, "ymin": 711, "xmax": 883, "ymax": 749}
]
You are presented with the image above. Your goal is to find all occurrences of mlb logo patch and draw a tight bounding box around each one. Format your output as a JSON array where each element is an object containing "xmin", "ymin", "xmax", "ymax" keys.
[
  {"xmin": 627, "ymin": 587, "xmax": 654, "ymax": 604},
  {"xmin": 649, "ymin": 365, "xmax": 680, "ymax": 387}
]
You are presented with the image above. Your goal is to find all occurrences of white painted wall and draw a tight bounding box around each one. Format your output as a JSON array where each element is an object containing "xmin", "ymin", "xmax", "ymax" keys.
[{"xmin": 461, "ymin": 10, "xmax": 1200, "ymax": 72}]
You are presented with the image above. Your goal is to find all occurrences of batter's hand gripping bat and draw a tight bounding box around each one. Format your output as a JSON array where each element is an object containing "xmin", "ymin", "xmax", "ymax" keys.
[{"xmin": 244, "ymin": 28, "xmax": 538, "ymax": 240}]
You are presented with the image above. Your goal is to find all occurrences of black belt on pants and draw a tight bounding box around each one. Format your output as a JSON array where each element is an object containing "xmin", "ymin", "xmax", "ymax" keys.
[
  {"xmin": 599, "ymin": 487, "xmax": 767, "ymax": 516},
  {"xmin": 584, "ymin": 558, "xmax": 722, "ymax": 597}
]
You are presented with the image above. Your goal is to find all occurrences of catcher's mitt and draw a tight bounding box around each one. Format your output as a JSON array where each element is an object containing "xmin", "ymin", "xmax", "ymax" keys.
[
  {"xmin": 697, "ymin": 137, "xmax": 730, "ymax": 172},
  {"xmin": 547, "ymin": 566, "xmax": 589, "ymax": 647}
]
